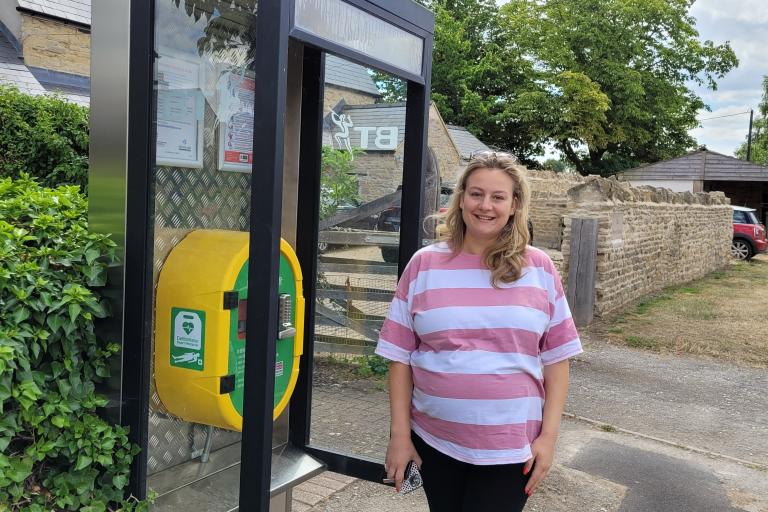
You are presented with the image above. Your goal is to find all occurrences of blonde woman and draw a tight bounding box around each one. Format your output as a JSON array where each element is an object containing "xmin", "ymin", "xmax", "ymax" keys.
[{"xmin": 376, "ymin": 152, "xmax": 582, "ymax": 511}]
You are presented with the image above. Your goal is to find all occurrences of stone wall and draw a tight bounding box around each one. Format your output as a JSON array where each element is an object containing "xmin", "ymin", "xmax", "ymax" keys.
[
  {"xmin": 355, "ymin": 104, "xmax": 462, "ymax": 202},
  {"xmin": 528, "ymin": 171, "xmax": 585, "ymax": 249},
  {"xmin": 427, "ymin": 105, "xmax": 462, "ymax": 186},
  {"xmin": 323, "ymin": 87, "xmax": 378, "ymax": 111},
  {"xmin": 356, "ymin": 152, "xmax": 401, "ymax": 201},
  {"xmin": 560, "ymin": 177, "xmax": 731, "ymax": 317},
  {"xmin": 21, "ymin": 15, "xmax": 90, "ymax": 76}
]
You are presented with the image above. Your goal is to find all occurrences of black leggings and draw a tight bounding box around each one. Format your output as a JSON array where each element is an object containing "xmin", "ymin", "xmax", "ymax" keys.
[{"xmin": 412, "ymin": 432, "xmax": 531, "ymax": 512}]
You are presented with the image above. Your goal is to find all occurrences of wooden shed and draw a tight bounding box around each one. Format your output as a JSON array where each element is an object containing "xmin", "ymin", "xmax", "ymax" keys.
[{"xmin": 619, "ymin": 149, "xmax": 768, "ymax": 224}]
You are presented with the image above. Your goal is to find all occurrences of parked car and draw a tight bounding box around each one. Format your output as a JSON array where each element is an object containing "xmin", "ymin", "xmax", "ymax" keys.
[
  {"xmin": 731, "ymin": 205, "xmax": 767, "ymax": 260},
  {"xmin": 377, "ymin": 185, "xmax": 534, "ymax": 263}
]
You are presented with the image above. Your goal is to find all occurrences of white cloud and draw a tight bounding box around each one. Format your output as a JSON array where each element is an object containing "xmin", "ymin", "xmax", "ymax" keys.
[{"xmin": 692, "ymin": 0, "xmax": 768, "ymax": 24}]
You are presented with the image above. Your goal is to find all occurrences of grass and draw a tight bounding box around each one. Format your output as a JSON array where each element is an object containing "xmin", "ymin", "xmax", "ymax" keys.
[{"xmin": 590, "ymin": 254, "xmax": 768, "ymax": 368}]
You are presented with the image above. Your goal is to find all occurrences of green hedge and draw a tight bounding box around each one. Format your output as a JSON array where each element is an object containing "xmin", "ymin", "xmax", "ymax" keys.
[
  {"xmin": 0, "ymin": 86, "xmax": 89, "ymax": 193},
  {"xmin": 0, "ymin": 176, "xmax": 144, "ymax": 511}
]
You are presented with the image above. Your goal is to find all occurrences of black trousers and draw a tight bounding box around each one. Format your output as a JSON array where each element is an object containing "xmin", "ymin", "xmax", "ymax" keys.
[{"xmin": 412, "ymin": 432, "xmax": 531, "ymax": 512}]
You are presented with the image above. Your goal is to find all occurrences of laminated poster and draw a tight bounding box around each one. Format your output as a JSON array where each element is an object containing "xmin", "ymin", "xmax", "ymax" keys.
[
  {"xmin": 218, "ymin": 71, "xmax": 255, "ymax": 172},
  {"xmin": 156, "ymin": 53, "xmax": 204, "ymax": 169}
]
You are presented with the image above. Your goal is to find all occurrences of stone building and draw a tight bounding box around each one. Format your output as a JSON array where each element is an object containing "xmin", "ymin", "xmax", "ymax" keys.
[
  {"xmin": 619, "ymin": 148, "xmax": 768, "ymax": 225},
  {"xmin": 321, "ymin": 74, "xmax": 490, "ymax": 201},
  {"xmin": 0, "ymin": 0, "xmax": 90, "ymax": 105}
]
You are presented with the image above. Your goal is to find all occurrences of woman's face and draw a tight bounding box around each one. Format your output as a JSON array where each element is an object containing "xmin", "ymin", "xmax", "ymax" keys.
[{"xmin": 459, "ymin": 167, "xmax": 516, "ymax": 246}]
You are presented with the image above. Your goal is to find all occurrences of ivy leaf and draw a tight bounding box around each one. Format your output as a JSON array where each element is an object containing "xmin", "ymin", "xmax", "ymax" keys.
[
  {"xmin": 84, "ymin": 248, "xmax": 100, "ymax": 265},
  {"xmin": 6, "ymin": 456, "xmax": 33, "ymax": 483},
  {"xmin": 68, "ymin": 302, "xmax": 82, "ymax": 324},
  {"xmin": 75, "ymin": 454, "xmax": 92, "ymax": 471},
  {"xmin": 12, "ymin": 307, "xmax": 30, "ymax": 324},
  {"xmin": 112, "ymin": 473, "xmax": 128, "ymax": 489}
]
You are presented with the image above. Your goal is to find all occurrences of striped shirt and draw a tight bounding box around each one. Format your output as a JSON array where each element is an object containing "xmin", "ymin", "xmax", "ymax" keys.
[{"xmin": 375, "ymin": 242, "xmax": 582, "ymax": 465}]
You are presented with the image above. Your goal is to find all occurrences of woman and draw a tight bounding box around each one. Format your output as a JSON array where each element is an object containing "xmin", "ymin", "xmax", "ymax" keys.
[{"xmin": 376, "ymin": 152, "xmax": 582, "ymax": 511}]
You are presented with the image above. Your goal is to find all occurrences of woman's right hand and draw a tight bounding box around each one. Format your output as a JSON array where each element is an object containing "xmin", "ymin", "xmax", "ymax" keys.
[{"xmin": 384, "ymin": 433, "xmax": 422, "ymax": 492}]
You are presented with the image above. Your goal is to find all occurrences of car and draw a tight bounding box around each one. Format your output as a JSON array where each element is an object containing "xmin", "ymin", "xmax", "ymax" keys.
[{"xmin": 731, "ymin": 205, "xmax": 767, "ymax": 260}]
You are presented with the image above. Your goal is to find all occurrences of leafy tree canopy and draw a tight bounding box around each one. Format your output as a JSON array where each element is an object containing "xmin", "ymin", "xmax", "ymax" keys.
[
  {"xmin": 500, "ymin": 0, "xmax": 738, "ymax": 175},
  {"xmin": 735, "ymin": 76, "xmax": 768, "ymax": 165}
]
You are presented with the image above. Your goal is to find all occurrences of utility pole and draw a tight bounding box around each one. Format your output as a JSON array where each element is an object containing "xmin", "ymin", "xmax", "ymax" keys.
[{"xmin": 747, "ymin": 109, "xmax": 754, "ymax": 161}]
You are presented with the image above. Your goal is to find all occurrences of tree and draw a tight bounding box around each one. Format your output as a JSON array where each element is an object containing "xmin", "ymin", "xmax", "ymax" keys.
[
  {"xmin": 375, "ymin": 1, "xmax": 546, "ymax": 163},
  {"xmin": 541, "ymin": 158, "xmax": 571, "ymax": 173},
  {"xmin": 735, "ymin": 76, "xmax": 768, "ymax": 165},
  {"xmin": 501, "ymin": 0, "xmax": 738, "ymax": 175}
]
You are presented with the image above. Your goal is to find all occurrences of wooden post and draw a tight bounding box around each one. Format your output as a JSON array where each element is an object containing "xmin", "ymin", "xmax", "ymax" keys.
[{"xmin": 566, "ymin": 218, "xmax": 598, "ymax": 326}]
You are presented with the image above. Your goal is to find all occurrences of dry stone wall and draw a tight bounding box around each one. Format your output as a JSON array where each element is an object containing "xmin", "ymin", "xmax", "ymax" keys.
[
  {"xmin": 560, "ymin": 177, "xmax": 731, "ymax": 317},
  {"xmin": 528, "ymin": 171, "xmax": 585, "ymax": 250}
]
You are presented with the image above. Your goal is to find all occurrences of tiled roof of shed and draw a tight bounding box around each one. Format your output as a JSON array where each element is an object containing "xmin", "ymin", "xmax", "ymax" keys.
[
  {"xmin": 17, "ymin": 0, "xmax": 91, "ymax": 26},
  {"xmin": 446, "ymin": 124, "xmax": 490, "ymax": 159},
  {"xmin": 325, "ymin": 54, "xmax": 380, "ymax": 97},
  {"xmin": 619, "ymin": 149, "xmax": 768, "ymax": 182}
]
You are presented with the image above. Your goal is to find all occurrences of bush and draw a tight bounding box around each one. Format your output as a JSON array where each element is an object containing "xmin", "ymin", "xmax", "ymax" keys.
[
  {"xmin": 0, "ymin": 86, "xmax": 89, "ymax": 193},
  {"xmin": 319, "ymin": 146, "xmax": 361, "ymax": 220},
  {"xmin": 0, "ymin": 176, "xmax": 145, "ymax": 511}
]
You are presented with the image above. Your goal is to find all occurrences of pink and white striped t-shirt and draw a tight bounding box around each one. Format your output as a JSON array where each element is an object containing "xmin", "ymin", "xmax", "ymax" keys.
[{"xmin": 375, "ymin": 242, "xmax": 582, "ymax": 465}]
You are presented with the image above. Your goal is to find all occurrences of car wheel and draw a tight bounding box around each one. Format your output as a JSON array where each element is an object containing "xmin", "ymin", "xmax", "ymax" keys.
[
  {"xmin": 381, "ymin": 246, "xmax": 399, "ymax": 263},
  {"xmin": 317, "ymin": 241, "xmax": 329, "ymax": 254},
  {"xmin": 731, "ymin": 238, "xmax": 754, "ymax": 260}
]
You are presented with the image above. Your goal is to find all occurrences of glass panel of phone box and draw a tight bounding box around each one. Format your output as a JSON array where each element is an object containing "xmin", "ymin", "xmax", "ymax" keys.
[
  {"xmin": 310, "ymin": 55, "xmax": 411, "ymax": 462},
  {"xmin": 146, "ymin": 1, "xmax": 258, "ymax": 509}
]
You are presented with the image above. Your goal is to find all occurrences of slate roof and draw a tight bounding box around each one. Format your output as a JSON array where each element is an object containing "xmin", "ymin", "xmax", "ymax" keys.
[
  {"xmin": 619, "ymin": 149, "xmax": 768, "ymax": 182},
  {"xmin": 0, "ymin": 28, "xmax": 46, "ymax": 95},
  {"xmin": 324, "ymin": 54, "xmax": 380, "ymax": 97},
  {"xmin": 17, "ymin": 0, "xmax": 91, "ymax": 26},
  {"xmin": 0, "ymin": 29, "xmax": 88, "ymax": 105},
  {"xmin": 446, "ymin": 124, "xmax": 490, "ymax": 160}
]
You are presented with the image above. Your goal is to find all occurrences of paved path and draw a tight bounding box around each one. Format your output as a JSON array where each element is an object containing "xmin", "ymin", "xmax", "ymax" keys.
[
  {"xmin": 293, "ymin": 343, "xmax": 768, "ymax": 511},
  {"xmin": 569, "ymin": 337, "xmax": 768, "ymax": 465}
]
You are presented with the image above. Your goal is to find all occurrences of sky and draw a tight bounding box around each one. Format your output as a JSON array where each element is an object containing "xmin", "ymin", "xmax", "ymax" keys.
[{"xmin": 689, "ymin": 0, "xmax": 768, "ymax": 156}]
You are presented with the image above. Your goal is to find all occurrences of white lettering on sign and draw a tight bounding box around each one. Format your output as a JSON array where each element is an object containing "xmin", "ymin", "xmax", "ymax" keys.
[
  {"xmin": 331, "ymin": 110, "xmax": 400, "ymax": 153},
  {"xmin": 375, "ymin": 127, "xmax": 398, "ymax": 150},
  {"xmin": 353, "ymin": 126, "xmax": 374, "ymax": 149},
  {"xmin": 351, "ymin": 125, "xmax": 399, "ymax": 150}
]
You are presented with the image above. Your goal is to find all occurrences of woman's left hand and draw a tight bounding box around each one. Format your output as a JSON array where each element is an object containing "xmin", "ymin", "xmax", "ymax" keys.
[{"xmin": 522, "ymin": 433, "xmax": 557, "ymax": 496}]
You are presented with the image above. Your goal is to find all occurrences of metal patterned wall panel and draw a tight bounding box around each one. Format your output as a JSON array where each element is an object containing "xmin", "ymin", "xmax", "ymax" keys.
[{"xmin": 147, "ymin": 112, "xmax": 252, "ymax": 475}]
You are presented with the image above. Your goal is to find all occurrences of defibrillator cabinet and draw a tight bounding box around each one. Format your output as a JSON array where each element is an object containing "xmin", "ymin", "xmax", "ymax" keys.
[{"xmin": 154, "ymin": 229, "xmax": 304, "ymax": 431}]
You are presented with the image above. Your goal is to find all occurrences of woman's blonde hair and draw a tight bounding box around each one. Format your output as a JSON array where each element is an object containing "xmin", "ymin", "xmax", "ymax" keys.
[{"xmin": 436, "ymin": 151, "xmax": 531, "ymax": 287}]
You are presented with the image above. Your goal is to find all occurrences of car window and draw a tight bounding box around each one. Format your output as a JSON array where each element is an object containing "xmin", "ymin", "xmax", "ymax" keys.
[
  {"xmin": 747, "ymin": 211, "xmax": 759, "ymax": 224},
  {"xmin": 733, "ymin": 210, "xmax": 748, "ymax": 223}
]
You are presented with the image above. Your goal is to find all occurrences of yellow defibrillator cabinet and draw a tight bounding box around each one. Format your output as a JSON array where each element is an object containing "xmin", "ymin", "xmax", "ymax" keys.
[{"xmin": 154, "ymin": 229, "xmax": 304, "ymax": 431}]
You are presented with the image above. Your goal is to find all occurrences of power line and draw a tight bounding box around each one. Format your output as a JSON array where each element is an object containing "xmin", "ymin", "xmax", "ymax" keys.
[{"xmin": 697, "ymin": 110, "xmax": 751, "ymax": 121}]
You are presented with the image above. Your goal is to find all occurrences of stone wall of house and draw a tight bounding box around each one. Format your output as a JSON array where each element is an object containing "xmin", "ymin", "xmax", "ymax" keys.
[
  {"xmin": 528, "ymin": 171, "xmax": 585, "ymax": 249},
  {"xmin": 560, "ymin": 177, "xmax": 731, "ymax": 317},
  {"xmin": 21, "ymin": 15, "xmax": 90, "ymax": 76},
  {"xmin": 324, "ymin": 87, "xmax": 378, "ymax": 112},
  {"xmin": 354, "ymin": 105, "xmax": 463, "ymax": 203},
  {"xmin": 427, "ymin": 105, "xmax": 463, "ymax": 186},
  {"xmin": 355, "ymin": 152, "xmax": 401, "ymax": 201}
]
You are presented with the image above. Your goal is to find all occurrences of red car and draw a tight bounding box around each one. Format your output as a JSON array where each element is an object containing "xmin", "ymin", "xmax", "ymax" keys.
[{"xmin": 732, "ymin": 206, "xmax": 767, "ymax": 260}]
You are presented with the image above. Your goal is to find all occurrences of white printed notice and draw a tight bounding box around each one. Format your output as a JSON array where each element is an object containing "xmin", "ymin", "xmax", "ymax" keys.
[
  {"xmin": 217, "ymin": 71, "xmax": 255, "ymax": 172},
  {"xmin": 156, "ymin": 53, "xmax": 204, "ymax": 168}
]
